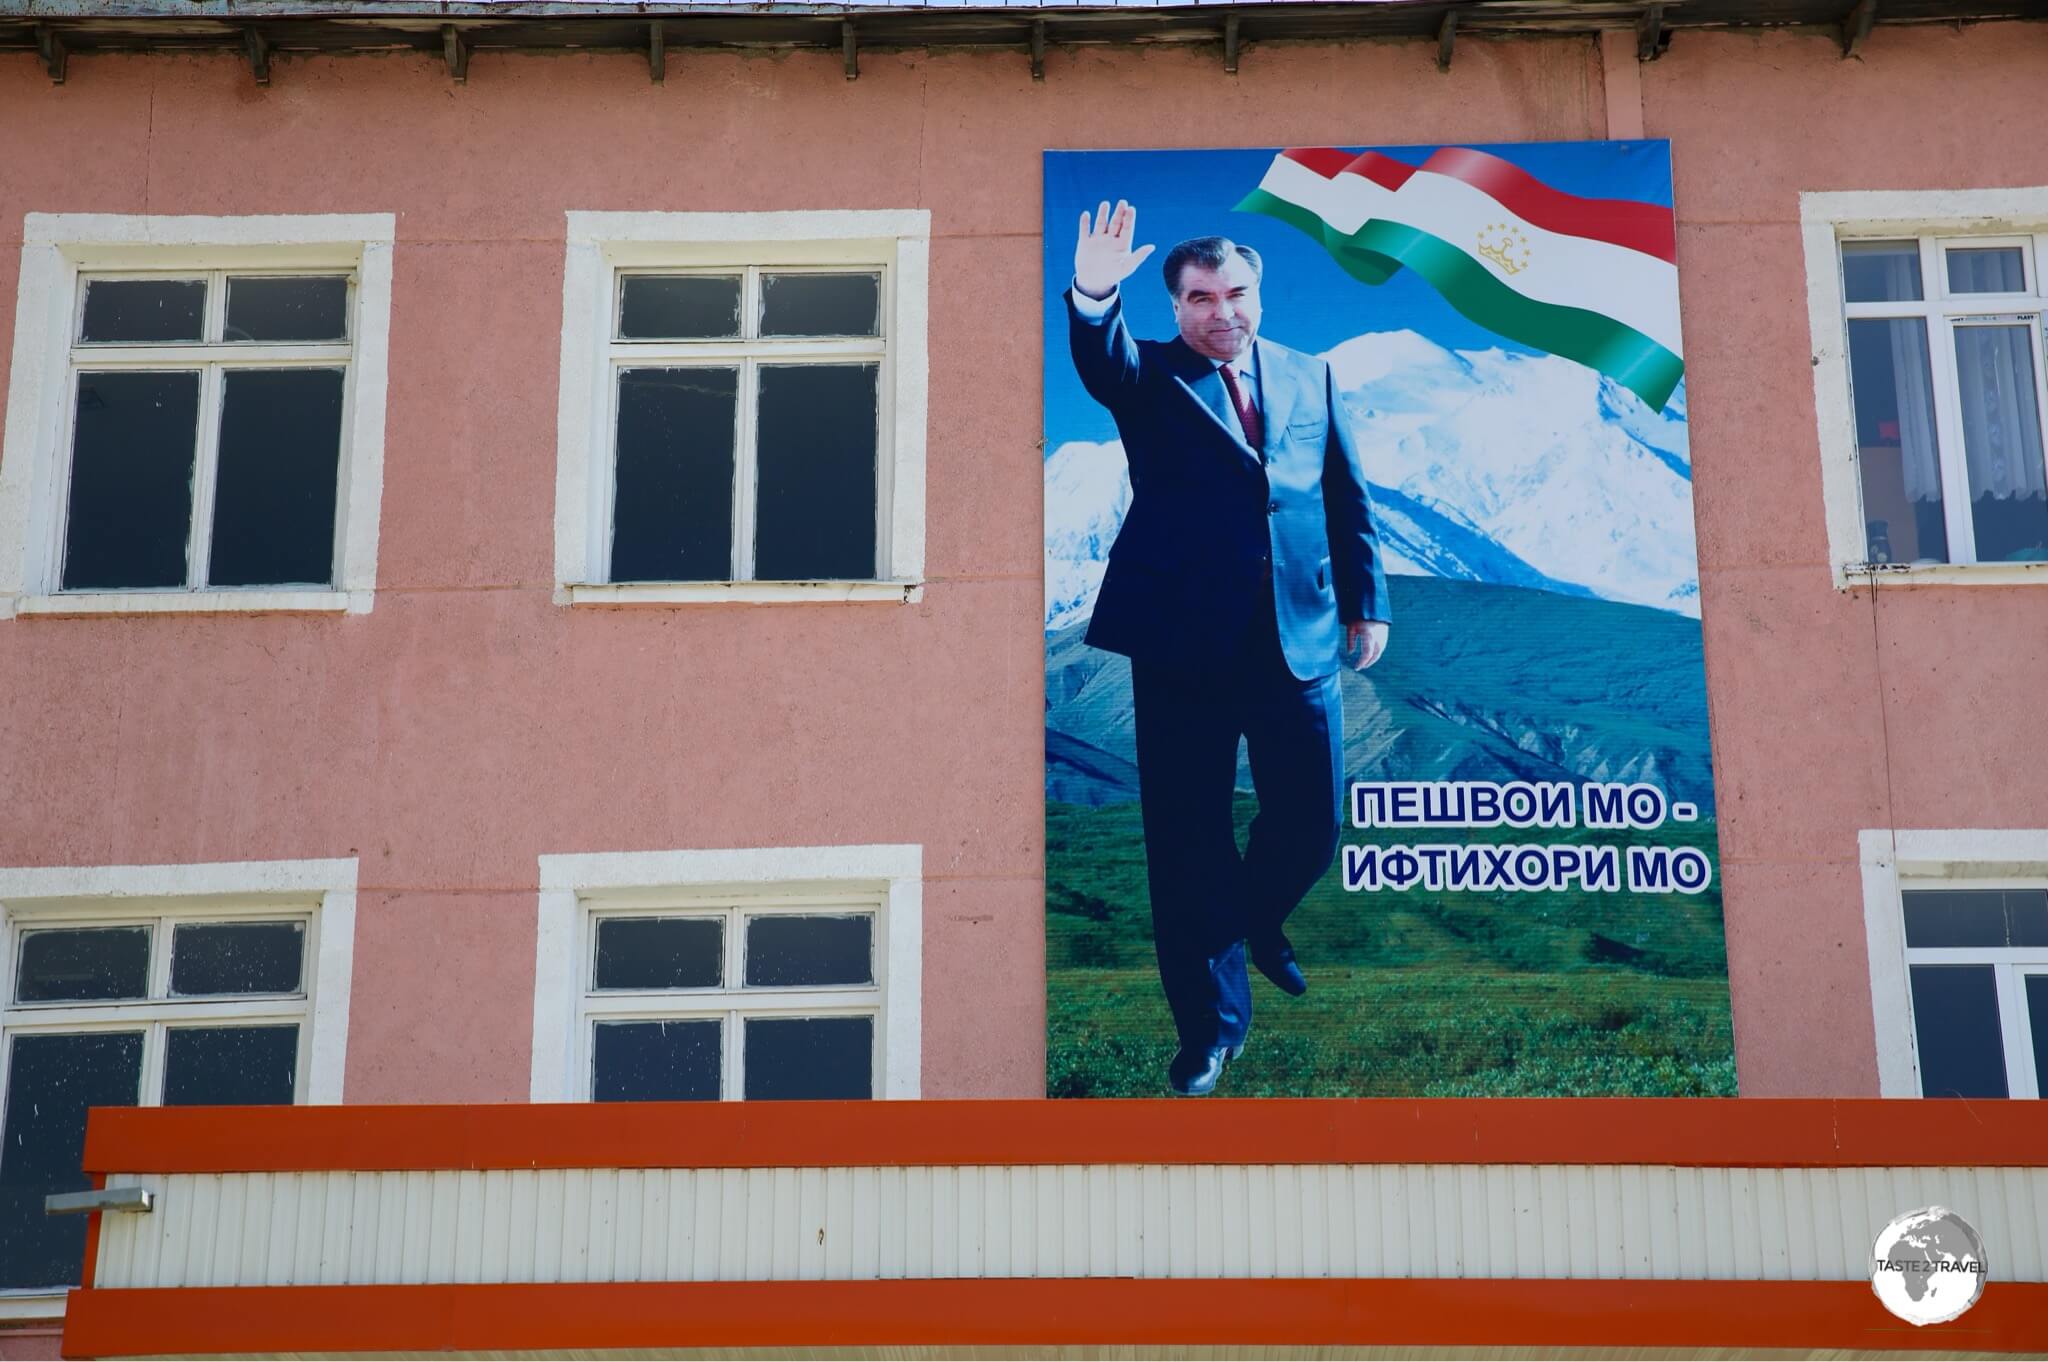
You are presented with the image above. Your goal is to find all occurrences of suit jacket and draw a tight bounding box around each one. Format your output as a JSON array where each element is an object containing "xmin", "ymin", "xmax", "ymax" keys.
[{"xmin": 1068, "ymin": 290, "xmax": 1389, "ymax": 681}]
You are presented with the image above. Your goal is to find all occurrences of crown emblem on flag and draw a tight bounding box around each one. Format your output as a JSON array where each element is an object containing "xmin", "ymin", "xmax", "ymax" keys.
[{"xmin": 1476, "ymin": 222, "xmax": 1531, "ymax": 276}]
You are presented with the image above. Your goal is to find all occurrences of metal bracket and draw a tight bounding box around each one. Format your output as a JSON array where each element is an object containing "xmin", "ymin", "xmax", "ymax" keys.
[
  {"xmin": 842, "ymin": 20, "xmax": 857, "ymax": 80},
  {"xmin": 245, "ymin": 28, "xmax": 272, "ymax": 86},
  {"xmin": 1436, "ymin": 8, "xmax": 1457, "ymax": 72},
  {"xmin": 1842, "ymin": 0, "xmax": 1877, "ymax": 57},
  {"xmin": 1636, "ymin": 4, "xmax": 1666, "ymax": 62},
  {"xmin": 442, "ymin": 24, "xmax": 469, "ymax": 83},
  {"xmin": 46, "ymin": 1186, "xmax": 153, "ymax": 1217},
  {"xmin": 1030, "ymin": 17, "xmax": 1046, "ymax": 81},
  {"xmin": 35, "ymin": 24, "xmax": 66, "ymax": 84},
  {"xmin": 649, "ymin": 21, "xmax": 665, "ymax": 83},
  {"xmin": 1223, "ymin": 13, "xmax": 1240, "ymax": 74}
]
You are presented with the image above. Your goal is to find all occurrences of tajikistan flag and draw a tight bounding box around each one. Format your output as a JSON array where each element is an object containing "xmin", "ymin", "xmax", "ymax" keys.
[{"xmin": 1237, "ymin": 147, "xmax": 1684, "ymax": 411}]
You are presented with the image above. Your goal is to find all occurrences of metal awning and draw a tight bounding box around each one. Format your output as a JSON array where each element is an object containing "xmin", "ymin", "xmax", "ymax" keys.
[
  {"xmin": 4, "ymin": 0, "xmax": 2045, "ymax": 68},
  {"xmin": 51, "ymin": 1098, "xmax": 2048, "ymax": 1357}
]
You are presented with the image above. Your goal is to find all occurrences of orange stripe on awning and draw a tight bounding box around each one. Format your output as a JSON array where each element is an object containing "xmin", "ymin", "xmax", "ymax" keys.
[
  {"xmin": 81, "ymin": 1098, "xmax": 2048, "ymax": 1175},
  {"xmin": 60, "ymin": 1279, "xmax": 2048, "ymax": 1357}
]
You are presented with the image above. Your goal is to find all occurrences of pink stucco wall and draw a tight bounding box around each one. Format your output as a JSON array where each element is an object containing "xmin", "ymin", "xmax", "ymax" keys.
[
  {"xmin": 0, "ymin": 1326, "xmax": 61, "ymax": 1360},
  {"xmin": 1, "ymin": 19, "xmax": 2044, "ymax": 1114},
  {"xmin": 1647, "ymin": 21, "xmax": 2048, "ymax": 1093}
]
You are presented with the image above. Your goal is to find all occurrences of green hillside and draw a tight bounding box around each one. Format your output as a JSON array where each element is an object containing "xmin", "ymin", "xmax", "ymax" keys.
[
  {"xmin": 1050, "ymin": 796, "xmax": 1735, "ymax": 1098},
  {"xmin": 1046, "ymin": 577, "xmax": 1733, "ymax": 1099}
]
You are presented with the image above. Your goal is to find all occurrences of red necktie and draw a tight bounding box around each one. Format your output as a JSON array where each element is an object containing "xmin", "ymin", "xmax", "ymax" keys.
[{"xmin": 1219, "ymin": 365, "xmax": 1264, "ymax": 452}]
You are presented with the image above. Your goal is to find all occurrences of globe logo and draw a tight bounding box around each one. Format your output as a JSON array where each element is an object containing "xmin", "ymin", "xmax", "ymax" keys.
[{"xmin": 1870, "ymin": 1205, "xmax": 1986, "ymax": 1326}]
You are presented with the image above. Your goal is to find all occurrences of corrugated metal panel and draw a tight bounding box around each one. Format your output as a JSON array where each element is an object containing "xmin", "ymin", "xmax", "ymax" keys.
[{"xmin": 94, "ymin": 1164, "xmax": 2048, "ymax": 1290}]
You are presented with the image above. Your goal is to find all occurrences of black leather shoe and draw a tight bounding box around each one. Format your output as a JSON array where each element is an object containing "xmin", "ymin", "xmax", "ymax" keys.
[
  {"xmin": 1167, "ymin": 1042, "xmax": 1244, "ymax": 1097},
  {"xmin": 1250, "ymin": 933, "xmax": 1308, "ymax": 996}
]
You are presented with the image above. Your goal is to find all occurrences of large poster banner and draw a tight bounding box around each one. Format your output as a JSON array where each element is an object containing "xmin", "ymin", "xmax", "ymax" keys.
[{"xmin": 1043, "ymin": 141, "xmax": 1732, "ymax": 1098}]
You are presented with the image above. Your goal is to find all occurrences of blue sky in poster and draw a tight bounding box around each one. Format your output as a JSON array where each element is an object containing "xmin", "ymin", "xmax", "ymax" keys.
[{"xmin": 1041, "ymin": 140, "xmax": 1674, "ymax": 449}]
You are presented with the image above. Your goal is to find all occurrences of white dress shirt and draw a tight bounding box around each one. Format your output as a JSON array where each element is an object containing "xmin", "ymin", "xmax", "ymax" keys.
[{"xmin": 1071, "ymin": 281, "xmax": 1260, "ymax": 438}]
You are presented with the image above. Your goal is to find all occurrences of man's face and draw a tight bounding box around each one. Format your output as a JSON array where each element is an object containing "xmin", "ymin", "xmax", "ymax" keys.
[{"xmin": 1171, "ymin": 254, "xmax": 1262, "ymax": 363}]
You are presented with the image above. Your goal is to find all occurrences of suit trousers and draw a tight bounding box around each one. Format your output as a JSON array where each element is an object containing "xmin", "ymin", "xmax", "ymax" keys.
[{"xmin": 1129, "ymin": 591, "xmax": 1345, "ymax": 1049}]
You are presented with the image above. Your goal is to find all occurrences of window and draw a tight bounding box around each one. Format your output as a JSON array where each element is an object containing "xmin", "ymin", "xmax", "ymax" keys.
[
  {"xmin": 0, "ymin": 215, "xmax": 394, "ymax": 618},
  {"xmin": 1898, "ymin": 888, "xmax": 2047, "ymax": 1099},
  {"xmin": 0, "ymin": 859, "xmax": 356, "ymax": 1310},
  {"xmin": 531, "ymin": 845, "xmax": 921, "ymax": 1101},
  {"xmin": 587, "ymin": 901, "xmax": 879, "ymax": 1101},
  {"xmin": 62, "ymin": 272, "xmax": 352, "ymax": 593},
  {"xmin": 1803, "ymin": 192, "xmax": 2048, "ymax": 587},
  {"xmin": 1859, "ymin": 830, "xmax": 2048, "ymax": 1099},
  {"xmin": 554, "ymin": 212, "xmax": 928, "ymax": 605},
  {"xmin": 1841, "ymin": 236, "xmax": 2047, "ymax": 568}
]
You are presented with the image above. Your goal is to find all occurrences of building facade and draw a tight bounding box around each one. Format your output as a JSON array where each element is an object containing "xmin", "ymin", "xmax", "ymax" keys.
[{"xmin": 2, "ymin": 1, "xmax": 2047, "ymax": 1354}]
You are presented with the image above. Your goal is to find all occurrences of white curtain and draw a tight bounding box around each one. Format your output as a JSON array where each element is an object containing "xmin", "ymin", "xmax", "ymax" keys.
[
  {"xmin": 1947, "ymin": 248, "xmax": 2025, "ymax": 295},
  {"xmin": 1952, "ymin": 325, "xmax": 2048, "ymax": 501},
  {"xmin": 1851, "ymin": 251, "xmax": 1946, "ymax": 503},
  {"xmin": 1888, "ymin": 318, "xmax": 1942, "ymax": 503}
]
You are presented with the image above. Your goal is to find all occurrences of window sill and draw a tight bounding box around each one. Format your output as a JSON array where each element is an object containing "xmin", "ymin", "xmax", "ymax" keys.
[
  {"xmin": 0, "ymin": 1291, "xmax": 66, "ymax": 1322},
  {"xmin": 1834, "ymin": 561, "xmax": 2048, "ymax": 589},
  {"xmin": 7, "ymin": 590, "xmax": 367, "ymax": 619},
  {"xmin": 558, "ymin": 581, "xmax": 924, "ymax": 607}
]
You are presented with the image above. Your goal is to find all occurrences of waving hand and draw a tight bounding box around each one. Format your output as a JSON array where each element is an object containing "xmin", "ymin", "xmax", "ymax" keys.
[{"xmin": 1074, "ymin": 200, "xmax": 1157, "ymax": 301}]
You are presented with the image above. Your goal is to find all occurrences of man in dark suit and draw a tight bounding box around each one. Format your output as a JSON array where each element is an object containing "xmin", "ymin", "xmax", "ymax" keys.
[{"xmin": 1066, "ymin": 199, "xmax": 1390, "ymax": 1096}]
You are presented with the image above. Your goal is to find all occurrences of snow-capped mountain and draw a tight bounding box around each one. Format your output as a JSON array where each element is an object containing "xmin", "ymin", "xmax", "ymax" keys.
[
  {"xmin": 1043, "ymin": 331, "xmax": 1697, "ymax": 630},
  {"xmin": 1043, "ymin": 439, "xmax": 1133, "ymax": 636}
]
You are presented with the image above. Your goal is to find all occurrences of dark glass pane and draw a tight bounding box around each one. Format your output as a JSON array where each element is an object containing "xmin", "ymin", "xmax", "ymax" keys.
[
  {"xmin": 62, "ymin": 370, "xmax": 200, "ymax": 590},
  {"xmin": 1946, "ymin": 248, "xmax": 2026, "ymax": 295},
  {"xmin": 2028, "ymin": 975, "xmax": 2048, "ymax": 1097},
  {"xmin": 611, "ymin": 368, "xmax": 738, "ymax": 583},
  {"xmin": 742, "ymin": 1016, "xmax": 872, "ymax": 1100},
  {"xmin": 1847, "ymin": 318, "xmax": 1946, "ymax": 566},
  {"xmin": 1910, "ymin": 964, "xmax": 2009, "ymax": 1099},
  {"xmin": 207, "ymin": 368, "xmax": 345, "ymax": 588},
  {"xmin": 162, "ymin": 1026, "xmax": 298, "ymax": 1106},
  {"xmin": 225, "ymin": 276, "xmax": 349, "ymax": 342},
  {"xmin": 619, "ymin": 276, "xmax": 741, "ymax": 340},
  {"xmin": 1903, "ymin": 890, "xmax": 2013, "ymax": 948},
  {"xmin": 759, "ymin": 273, "xmax": 880, "ymax": 338},
  {"xmin": 744, "ymin": 915, "xmax": 872, "ymax": 988},
  {"xmin": 1906, "ymin": 889, "xmax": 2048, "ymax": 949},
  {"xmin": 592, "ymin": 1020, "xmax": 720, "ymax": 1102},
  {"xmin": 1951, "ymin": 324, "xmax": 2048, "ymax": 565},
  {"xmin": 753, "ymin": 364, "xmax": 877, "ymax": 581},
  {"xmin": 15, "ymin": 927, "xmax": 149, "ymax": 1003},
  {"xmin": 170, "ymin": 921, "xmax": 305, "ymax": 996},
  {"xmin": 79, "ymin": 278, "xmax": 205, "ymax": 343},
  {"xmin": 594, "ymin": 917, "xmax": 723, "ymax": 991},
  {"xmin": 2012, "ymin": 891, "xmax": 2048, "ymax": 947},
  {"xmin": 1842, "ymin": 241, "xmax": 1922, "ymax": 303},
  {"xmin": 0, "ymin": 1031, "xmax": 142, "ymax": 1289}
]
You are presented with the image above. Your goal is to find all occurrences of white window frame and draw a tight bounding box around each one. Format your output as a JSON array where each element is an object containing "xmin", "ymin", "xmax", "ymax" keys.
[
  {"xmin": 1858, "ymin": 829, "xmax": 2048, "ymax": 1099},
  {"xmin": 553, "ymin": 211, "xmax": 928, "ymax": 607},
  {"xmin": 0, "ymin": 214, "xmax": 395, "ymax": 619},
  {"xmin": 531, "ymin": 845, "xmax": 920, "ymax": 1101},
  {"xmin": 0, "ymin": 857, "xmax": 357, "ymax": 1320},
  {"xmin": 1802, "ymin": 188, "xmax": 2048, "ymax": 589}
]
